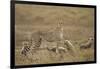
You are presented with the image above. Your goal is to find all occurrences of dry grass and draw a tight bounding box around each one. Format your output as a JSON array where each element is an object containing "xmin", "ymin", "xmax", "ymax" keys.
[{"xmin": 15, "ymin": 4, "xmax": 95, "ymax": 65}]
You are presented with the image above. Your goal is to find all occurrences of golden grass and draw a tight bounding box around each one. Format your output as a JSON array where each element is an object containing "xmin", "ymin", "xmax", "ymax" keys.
[{"xmin": 15, "ymin": 4, "xmax": 95, "ymax": 65}]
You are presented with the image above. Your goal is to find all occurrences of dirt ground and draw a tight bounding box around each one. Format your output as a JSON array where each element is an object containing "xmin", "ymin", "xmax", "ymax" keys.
[{"xmin": 15, "ymin": 4, "xmax": 95, "ymax": 65}]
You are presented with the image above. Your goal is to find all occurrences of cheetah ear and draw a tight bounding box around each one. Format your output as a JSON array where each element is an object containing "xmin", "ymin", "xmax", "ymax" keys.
[{"xmin": 88, "ymin": 37, "xmax": 94, "ymax": 40}]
